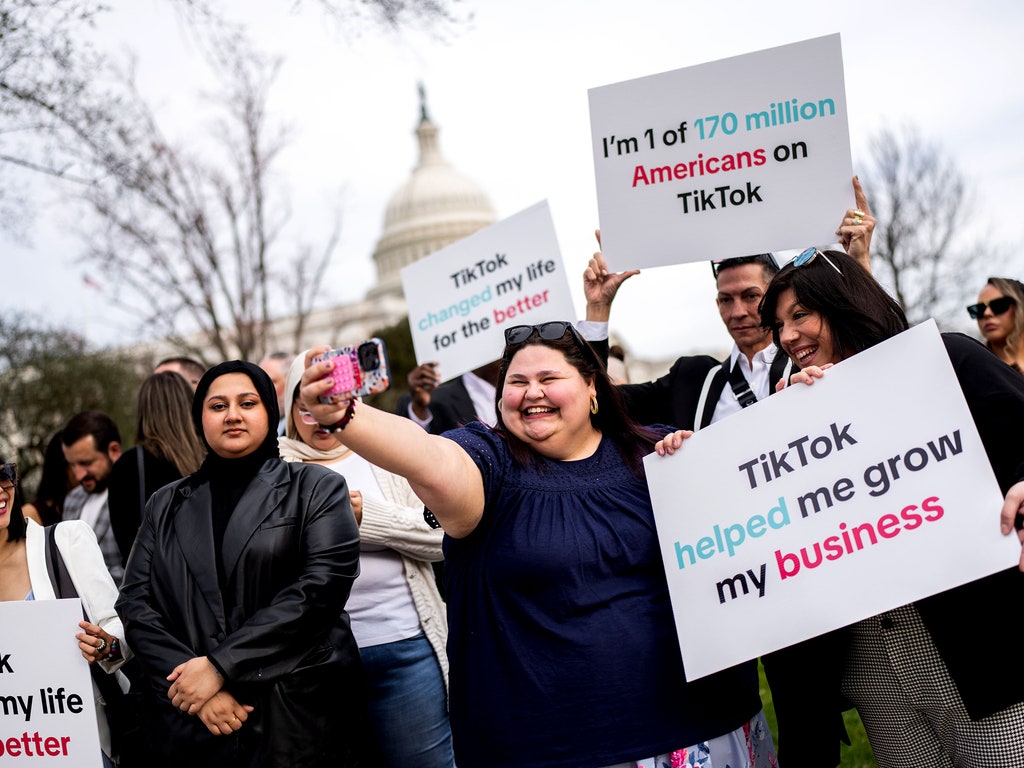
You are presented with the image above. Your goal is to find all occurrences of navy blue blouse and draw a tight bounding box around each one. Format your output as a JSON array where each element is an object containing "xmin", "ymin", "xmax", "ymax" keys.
[{"xmin": 442, "ymin": 422, "xmax": 760, "ymax": 768}]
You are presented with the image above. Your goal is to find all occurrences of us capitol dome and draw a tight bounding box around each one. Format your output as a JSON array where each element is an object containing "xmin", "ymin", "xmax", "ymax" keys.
[{"xmin": 369, "ymin": 85, "xmax": 497, "ymax": 298}]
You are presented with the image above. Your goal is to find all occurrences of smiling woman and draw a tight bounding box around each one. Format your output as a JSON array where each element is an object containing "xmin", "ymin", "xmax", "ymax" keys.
[
  {"xmin": 296, "ymin": 324, "xmax": 776, "ymax": 768},
  {"xmin": 758, "ymin": 248, "xmax": 1024, "ymax": 768}
]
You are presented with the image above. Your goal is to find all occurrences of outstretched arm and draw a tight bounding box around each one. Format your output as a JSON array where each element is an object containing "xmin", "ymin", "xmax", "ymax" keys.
[{"xmin": 301, "ymin": 348, "xmax": 487, "ymax": 538}]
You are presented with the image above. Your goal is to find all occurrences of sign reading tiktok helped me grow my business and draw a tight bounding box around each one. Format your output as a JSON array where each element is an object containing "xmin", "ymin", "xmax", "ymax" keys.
[
  {"xmin": 401, "ymin": 201, "xmax": 577, "ymax": 381},
  {"xmin": 0, "ymin": 599, "xmax": 102, "ymax": 766},
  {"xmin": 644, "ymin": 321, "xmax": 1020, "ymax": 680},
  {"xmin": 589, "ymin": 33, "xmax": 853, "ymax": 269}
]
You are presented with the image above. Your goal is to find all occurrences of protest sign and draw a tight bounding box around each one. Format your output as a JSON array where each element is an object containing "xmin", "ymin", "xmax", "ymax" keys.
[
  {"xmin": 589, "ymin": 33, "xmax": 853, "ymax": 269},
  {"xmin": 0, "ymin": 599, "xmax": 101, "ymax": 766},
  {"xmin": 643, "ymin": 320, "xmax": 1019, "ymax": 680},
  {"xmin": 401, "ymin": 201, "xmax": 577, "ymax": 382}
]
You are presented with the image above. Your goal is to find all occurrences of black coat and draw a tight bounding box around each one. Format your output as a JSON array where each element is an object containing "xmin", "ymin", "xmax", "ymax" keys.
[
  {"xmin": 108, "ymin": 446, "xmax": 183, "ymax": 567},
  {"xmin": 116, "ymin": 458, "xmax": 364, "ymax": 768}
]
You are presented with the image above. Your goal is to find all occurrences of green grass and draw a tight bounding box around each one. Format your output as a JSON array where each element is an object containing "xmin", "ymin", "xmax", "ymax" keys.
[{"xmin": 758, "ymin": 661, "xmax": 878, "ymax": 768}]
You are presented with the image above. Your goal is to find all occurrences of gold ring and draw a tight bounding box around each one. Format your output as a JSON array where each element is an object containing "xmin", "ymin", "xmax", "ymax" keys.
[
  {"xmin": 853, "ymin": 209, "xmax": 865, "ymax": 217},
  {"xmin": 230, "ymin": 716, "xmax": 238, "ymax": 724},
  {"xmin": 852, "ymin": 216, "xmax": 863, "ymax": 225}
]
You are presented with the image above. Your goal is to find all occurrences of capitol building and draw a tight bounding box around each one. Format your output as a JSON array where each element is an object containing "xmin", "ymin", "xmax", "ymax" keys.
[{"xmin": 256, "ymin": 93, "xmax": 497, "ymax": 359}]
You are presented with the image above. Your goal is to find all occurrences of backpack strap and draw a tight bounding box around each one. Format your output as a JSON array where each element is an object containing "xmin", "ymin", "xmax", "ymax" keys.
[
  {"xmin": 693, "ymin": 364, "xmax": 723, "ymax": 433},
  {"xmin": 44, "ymin": 523, "xmax": 78, "ymax": 600}
]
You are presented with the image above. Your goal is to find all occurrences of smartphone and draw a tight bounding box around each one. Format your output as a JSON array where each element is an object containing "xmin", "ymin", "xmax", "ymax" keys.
[{"xmin": 313, "ymin": 338, "xmax": 391, "ymax": 403}]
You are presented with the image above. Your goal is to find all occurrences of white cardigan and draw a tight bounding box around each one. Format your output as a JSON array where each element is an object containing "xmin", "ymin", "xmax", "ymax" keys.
[{"xmin": 24, "ymin": 519, "xmax": 131, "ymax": 757}]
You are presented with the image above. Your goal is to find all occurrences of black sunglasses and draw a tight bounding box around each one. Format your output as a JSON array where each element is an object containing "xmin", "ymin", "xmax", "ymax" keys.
[
  {"xmin": 0, "ymin": 462, "xmax": 17, "ymax": 490},
  {"xmin": 710, "ymin": 253, "xmax": 779, "ymax": 279},
  {"xmin": 966, "ymin": 296, "xmax": 1015, "ymax": 320},
  {"xmin": 504, "ymin": 321, "xmax": 584, "ymax": 346}
]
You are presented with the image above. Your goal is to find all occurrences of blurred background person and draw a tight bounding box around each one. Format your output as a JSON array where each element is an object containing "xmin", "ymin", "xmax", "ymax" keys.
[
  {"xmin": 279, "ymin": 354, "xmax": 453, "ymax": 768},
  {"xmin": 108, "ymin": 371, "xmax": 206, "ymax": 568},
  {"xmin": 258, "ymin": 351, "xmax": 293, "ymax": 435},
  {"xmin": 61, "ymin": 410, "xmax": 123, "ymax": 582},
  {"xmin": 22, "ymin": 430, "xmax": 78, "ymax": 526},
  {"xmin": 154, "ymin": 356, "xmax": 206, "ymax": 390},
  {"xmin": 968, "ymin": 276, "xmax": 1024, "ymax": 374}
]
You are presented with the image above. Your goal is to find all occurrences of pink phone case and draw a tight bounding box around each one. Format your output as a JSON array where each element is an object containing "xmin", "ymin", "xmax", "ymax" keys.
[{"xmin": 314, "ymin": 339, "xmax": 390, "ymax": 403}]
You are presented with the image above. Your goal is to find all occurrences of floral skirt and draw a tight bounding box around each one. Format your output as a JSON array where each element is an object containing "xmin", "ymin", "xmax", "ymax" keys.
[{"xmin": 601, "ymin": 709, "xmax": 777, "ymax": 768}]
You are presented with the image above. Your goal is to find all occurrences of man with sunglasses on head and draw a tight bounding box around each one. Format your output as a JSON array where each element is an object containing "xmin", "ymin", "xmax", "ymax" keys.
[{"xmin": 579, "ymin": 178, "xmax": 875, "ymax": 768}]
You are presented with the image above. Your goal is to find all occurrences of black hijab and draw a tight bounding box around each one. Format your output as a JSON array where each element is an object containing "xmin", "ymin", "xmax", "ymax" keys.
[{"xmin": 192, "ymin": 361, "xmax": 282, "ymax": 583}]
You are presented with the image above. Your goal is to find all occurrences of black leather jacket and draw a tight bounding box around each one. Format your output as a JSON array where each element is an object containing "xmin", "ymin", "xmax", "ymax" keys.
[{"xmin": 117, "ymin": 458, "xmax": 363, "ymax": 767}]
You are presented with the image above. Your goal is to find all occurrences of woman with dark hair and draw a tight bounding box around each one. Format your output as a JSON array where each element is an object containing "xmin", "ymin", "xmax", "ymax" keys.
[
  {"xmin": 298, "ymin": 323, "xmax": 776, "ymax": 768},
  {"xmin": 22, "ymin": 430, "xmax": 78, "ymax": 525},
  {"xmin": 108, "ymin": 371, "xmax": 206, "ymax": 566},
  {"xmin": 116, "ymin": 361, "xmax": 364, "ymax": 768},
  {"xmin": 968, "ymin": 276, "xmax": 1024, "ymax": 374},
  {"xmin": 0, "ymin": 462, "xmax": 131, "ymax": 767},
  {"xmin": 757, "ymin": 248, "xmax": 1024, "ymax": 768}
]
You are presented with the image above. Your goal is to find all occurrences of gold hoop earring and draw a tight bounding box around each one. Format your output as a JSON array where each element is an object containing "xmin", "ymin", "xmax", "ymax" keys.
[
  {"xmin": 497, "ymin": 399, "xmax": 503, "ymax": 411},
  {"xmin": 590, "ymin": 395, "xmax": 599, "ymax": 415}
]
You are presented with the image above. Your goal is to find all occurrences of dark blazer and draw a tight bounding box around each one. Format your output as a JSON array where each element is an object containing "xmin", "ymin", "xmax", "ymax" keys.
[
  {"xmin": 914, "ymin": 333, "xmax": 1024, "ymax": 716},
  {"xmin": 116, "ymin": 459, "xmax": 364, "ymax": 768},
  {"xmin": 396, "ymin": 375, "xmax": 480, "ymax": 435},
  {"xmin": 764, "ymin": 333, "xmax": 1024, "ymax": 768},
  {"xmin": 593, "ymin": 338, "xmax": 791, "ymax": 430}
]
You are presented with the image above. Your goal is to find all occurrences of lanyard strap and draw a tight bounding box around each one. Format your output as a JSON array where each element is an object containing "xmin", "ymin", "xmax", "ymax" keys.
[{"xmin": 728, "ymin": 359, "xmax": 758, "ymax": 408}]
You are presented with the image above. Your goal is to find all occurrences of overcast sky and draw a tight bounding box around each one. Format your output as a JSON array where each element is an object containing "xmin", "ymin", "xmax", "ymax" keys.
[{"xmin": 6, "ymin": 0, "xmax": 1023, "ymax": 360}]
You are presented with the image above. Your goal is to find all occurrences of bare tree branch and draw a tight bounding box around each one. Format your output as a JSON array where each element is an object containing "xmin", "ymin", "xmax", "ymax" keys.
[{"xmin": 859, "ymin": 124, "xmax": 987, "ymax": 326}]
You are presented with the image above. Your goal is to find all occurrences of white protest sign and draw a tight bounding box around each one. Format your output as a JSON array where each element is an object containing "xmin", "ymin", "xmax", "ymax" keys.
[
  {"xmin": 401, "ymin": 200, "xmax": 577, "ymax": 382},
  {"xmin": 589, "ymin": 33, "xmax": 852, "ymax": 269},
  {"xmin": 643, "ymin": 320, "xmax": 1018, "ymax": 680},
  {"xmin": 0, "ymin": 599, "xmax": 102, "ymax": 766}
]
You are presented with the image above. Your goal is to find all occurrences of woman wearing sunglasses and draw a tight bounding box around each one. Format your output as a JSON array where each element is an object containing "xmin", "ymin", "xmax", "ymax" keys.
[
  {"xmin": 968, "ymin": 277, "xmax": 1024, "ymax": 374},
  {"xmin": 298, "ymin": 323, "xmax": 775, "ymax": 768},
  {"xmin": 277, "ymin": 353, "xmax": 453, "ymax": 768},
  {"xmin": 0, "ymin": 462, "xmax": 132, "ymax": 768},
  {"xmin": 756, "ymin": 248, "xmax": 1024, "ymax": 768}
]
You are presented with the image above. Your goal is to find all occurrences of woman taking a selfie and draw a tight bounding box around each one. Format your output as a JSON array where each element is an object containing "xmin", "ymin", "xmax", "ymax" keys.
[
  {"xmin": 117, "ymin": 360, "xmax": 364, "ymax": 768},
  {"xmin": 299, "ymin": 326, "xmax": 775, "ymax": 768}
]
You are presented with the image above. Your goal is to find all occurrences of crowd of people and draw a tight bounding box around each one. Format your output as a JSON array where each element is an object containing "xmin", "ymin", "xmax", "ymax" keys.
[{"xmin": 2, "ymin": 181, "xmax": 1024, "ymax": 768}]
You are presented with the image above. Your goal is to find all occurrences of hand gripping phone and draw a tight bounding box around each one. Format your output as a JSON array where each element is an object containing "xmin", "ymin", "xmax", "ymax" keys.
[{"xmin": 313, "ymin": 338, "xmax": 391, "ymax": 403}]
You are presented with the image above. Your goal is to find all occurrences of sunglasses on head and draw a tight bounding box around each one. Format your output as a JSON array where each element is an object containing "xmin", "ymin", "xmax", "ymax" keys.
[
  {"xmin": 792, "ymin": 247, "xmax": 843, "ymax": 275},
  {"xmin": 966, "ymin": 296, "xmax": 1015, "ymax": 320},
  {"xmin": 0, "ymin": 463, "xmax": 17, "ymax": 491},
  {"xmin": 710, "ymin": 253, "xmax": 779, "ymax": 279},
  {"xmin": 504, "ymin": 321, "xmax": 584, "ymax": 346}
]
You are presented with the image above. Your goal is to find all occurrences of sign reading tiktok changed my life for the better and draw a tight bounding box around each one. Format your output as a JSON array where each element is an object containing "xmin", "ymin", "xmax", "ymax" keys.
[
  {"xmin": 401, "ymin": 200, "xmax": 577, "ymax": 382},
  {"xmin": 644, "ymin": 321, "xmax": 1021, "ymax": 681},
  {"xmin": 589, "ymin": 33, "xmax": 853, "ymax": 270},
  {"xmin": 0, "ymin": 599, "xmax": 102, "ymax": 766}
]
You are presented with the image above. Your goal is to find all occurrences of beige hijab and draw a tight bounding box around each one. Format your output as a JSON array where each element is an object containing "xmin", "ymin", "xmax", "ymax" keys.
[{"xmin": 276, "ymin": 351, "xmax": 352, "ymax": 463}]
